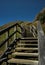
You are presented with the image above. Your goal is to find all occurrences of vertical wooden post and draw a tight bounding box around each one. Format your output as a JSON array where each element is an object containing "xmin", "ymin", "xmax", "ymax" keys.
[
  {"xmin": 5, "ymin": 30, "xmax": 10, "ymax": 49},
  {"xmin": 14, "ymin": 26, "xmax": 16, "ymax": 51},
  {"xmin": 6, "ymin": 32, "xmax": 8, "ymax": 50},
  {"xmin": 6, "ymin": 30, "xmax": 10, "ymax": 65},
  {"xmin": 4, "ymin": 31, "xmax": 9, "ymax": 65},
  {"xmin": 8, "ymin": 30, "xmax": 10, "ymax": 46},
  {"xmin": 14, "ymin": 27, "xmax": 16, "ymax": 40},
  {"xmin": 16, "ymin": 24, "xmax": 17, "ymax": 39}
]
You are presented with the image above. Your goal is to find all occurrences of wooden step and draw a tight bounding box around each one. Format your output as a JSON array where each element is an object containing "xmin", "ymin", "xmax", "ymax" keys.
[
  {"xmin": 17, "ymin": 42, "xmax": 37, "ymax": 44},
  {"xmin": 21, "ymin": 37, "xmax": 37, "ymax": 40},
  {"xmin": 15, "ymin": 48, "xmax": 38, "ymax": 51},
  {"xmin": 17, "ymin": 44, "xmax": 38, "ymax": 48},
  {"xmin": 12, "ymin": 52, "xmax": 38, "ymax": 57},
  {"xmin": 17, "ymin": 44, "xmax": 38, "ymax": 46},
  {"xmin": 8, "ymin": 58, "xmax": 38, "ymax": 65},
  {"xmin": 20, "ymin": 40, "xmax": 38, "ymax": 43}
]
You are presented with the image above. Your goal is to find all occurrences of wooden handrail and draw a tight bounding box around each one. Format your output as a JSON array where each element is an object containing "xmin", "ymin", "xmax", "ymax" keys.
[
  {"xmin": 0, "ymin": 23, "xmax": 23, "ymax": 35},
  {"xmin": 0, "ymin": 23, "xmax": 23, "ymax": 65},
  {"xmin": 30, "ymin": 25, "xmax": 37, "ymax": 37}
]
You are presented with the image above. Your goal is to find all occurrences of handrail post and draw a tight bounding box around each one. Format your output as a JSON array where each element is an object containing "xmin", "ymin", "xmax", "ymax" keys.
[
  {"xmin": 6, "ymin": 32, "xmax": 8, "ymax": 51},
  {"xmin": 14, "ymin": 26, "xmax": 16, "ymax": 51},
  {"xmin": 6, "ymin": 30, "xmax": 10, "ymax": 65},
  {"xmin": 14, "ymin": 27, "xmax": 16, "ymax": 40},
  {"xmin": 16, "ymin": 24, "xmax": 17, "ymax": 39},
  {"xmin": 8, "ymin": 30, "xmax": 10, "ymax": 46},
  {"xmin": 5, "ymin": 32, "xmax": 8, "ymax": 65}
]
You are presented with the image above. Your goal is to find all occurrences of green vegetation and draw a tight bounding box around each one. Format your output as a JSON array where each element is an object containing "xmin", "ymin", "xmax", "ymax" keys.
[
  {"xmin": 35, "ymin": 8, "xmax": 45, "ymax": 33},
  {"xmin": 35, "ymin": 8, "xmax": 45, "ymax": 24}
]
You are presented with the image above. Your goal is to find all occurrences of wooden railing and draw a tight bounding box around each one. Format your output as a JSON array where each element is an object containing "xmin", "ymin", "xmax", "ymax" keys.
[
  {"xmin": 30, "ymin": 25, "xmax": 37, "ymax": 37},
  {"xmin": 0, "ymin": 23, "xmax": 23, "ymax": 65}
]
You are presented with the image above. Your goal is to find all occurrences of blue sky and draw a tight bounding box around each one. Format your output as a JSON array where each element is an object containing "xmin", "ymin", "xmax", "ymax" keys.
[{"xmin": 0, "ymin": 0, "xmax": 45, "ymax": 26}]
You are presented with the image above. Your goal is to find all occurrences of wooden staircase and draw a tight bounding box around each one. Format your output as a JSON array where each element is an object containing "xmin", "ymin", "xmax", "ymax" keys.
[{"xmin": 8, "ymin": 37, "xmax": 38, "ymax": 65}]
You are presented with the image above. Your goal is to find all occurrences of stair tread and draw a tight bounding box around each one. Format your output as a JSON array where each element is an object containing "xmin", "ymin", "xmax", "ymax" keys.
[
  {"xmin": 21, "ymin": 37, "xmax": 37, "ymax": 39},
  {"xmin": 8, "ymin": 58, "xmax": 38, "ymax": 64},
  {"xmin": 12, "ymin": 52, "xmax": 38, "ymax": 56},
  {"xmin": 20, "ymin": 40, "xmax": 38, "ymax": 42},
  {"xmin": 16, "ymin": 48, "xmax": 38, "ymax": 50},
  {"xmin": 17, "ymin": 44, "xmax": 38, "ymax": 46}
]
